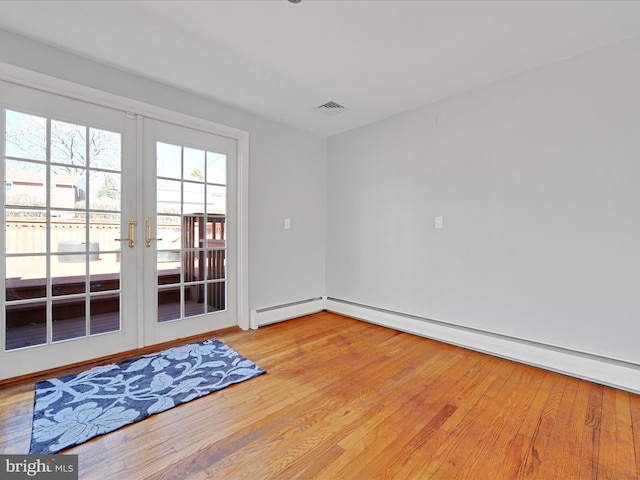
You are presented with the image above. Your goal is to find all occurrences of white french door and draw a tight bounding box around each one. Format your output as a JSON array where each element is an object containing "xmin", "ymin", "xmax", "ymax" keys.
[
  {"xmin": 1, "ymin": 81, "xmax": 138, "ymax": 378},
  {"xmin": 142, "ymin": 118, "xmax": 238, "ymax": 345},
  {"xmin": 1, "ymin": 82, "xmax": 240, "ymax": 379}
]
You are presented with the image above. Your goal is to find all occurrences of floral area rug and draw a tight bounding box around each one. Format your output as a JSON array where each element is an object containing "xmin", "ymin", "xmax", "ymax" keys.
[{"xmin": 29, "ymin": 339, "xmax": 265, "ymax": 454}]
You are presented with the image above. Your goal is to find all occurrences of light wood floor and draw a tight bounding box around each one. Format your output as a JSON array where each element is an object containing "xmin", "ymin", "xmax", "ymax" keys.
[{"xmin": 1, "ymin": 312, "xmax": 639, "ymax": 479}]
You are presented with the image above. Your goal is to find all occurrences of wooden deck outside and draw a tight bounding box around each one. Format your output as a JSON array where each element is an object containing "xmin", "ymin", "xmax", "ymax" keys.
[
  {"xmin": 1, "ymin": 312, "xmax": 639, "ymax": 479},
  {"xmin": 5, "ymin": 300, "xmax": 218, "ymax": 350}
]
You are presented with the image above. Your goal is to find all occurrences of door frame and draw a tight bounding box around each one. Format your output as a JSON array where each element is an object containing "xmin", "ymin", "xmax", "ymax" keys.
[{"xmin": 0, "ymin": 62, "xmax": 250, "ymax": 378}]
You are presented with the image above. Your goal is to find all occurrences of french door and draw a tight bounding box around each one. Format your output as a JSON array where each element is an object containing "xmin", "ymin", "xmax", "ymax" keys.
[
  {"xmin": 142, "ymin": 118, "xmax": 238, "ymax": 345},
  {"xmin": 1, "ymin": 82, "xmax": 239, "ymax": 379}
]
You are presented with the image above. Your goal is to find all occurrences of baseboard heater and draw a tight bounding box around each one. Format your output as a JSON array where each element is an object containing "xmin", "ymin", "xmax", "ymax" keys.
[
  {"xmin": 250, "ymin": 297, "xmax": 325, "ymax": 329},
  {"xmin": 324, "ymin": 297, "xmax": 640, "ymax": 395}
]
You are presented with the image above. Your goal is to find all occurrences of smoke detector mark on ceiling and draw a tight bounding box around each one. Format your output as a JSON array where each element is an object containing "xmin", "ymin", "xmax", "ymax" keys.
[{"xmin": 315, "ymin": 101, "xmax": 349, "ymax": 116}]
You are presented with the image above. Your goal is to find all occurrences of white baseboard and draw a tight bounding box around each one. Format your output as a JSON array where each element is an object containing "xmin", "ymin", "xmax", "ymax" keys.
[
  {"xmin": 325, "ymin": 298, "xmax": 640, "ymax": 394},
  {"xmin": 250, "ymin": 297, "xmax": 325, "ymax": 329}
]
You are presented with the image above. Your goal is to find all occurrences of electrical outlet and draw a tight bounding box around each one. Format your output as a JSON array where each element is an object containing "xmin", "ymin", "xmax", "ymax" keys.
[
  {"xmin": 284, "ymin": 218, "xmax": 291, "ymax": 229},
  {"xmin": 434, "ymin": 216, "xmax": 443, "ymax": 229}
]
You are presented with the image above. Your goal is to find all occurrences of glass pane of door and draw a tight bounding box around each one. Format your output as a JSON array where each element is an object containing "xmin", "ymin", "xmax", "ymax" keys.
[
  {"xmin": 4, "ymin": 109, "xmax": 124, "ymax": 350},
  {"xmin": 156, "ymin": 142, "xmax": 227, "ymax": 322}
]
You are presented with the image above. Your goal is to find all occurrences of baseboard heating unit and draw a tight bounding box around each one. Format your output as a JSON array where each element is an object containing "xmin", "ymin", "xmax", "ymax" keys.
[{"xmin": 250, "ymin": 297, "xmax": 326, "ymax": 329}]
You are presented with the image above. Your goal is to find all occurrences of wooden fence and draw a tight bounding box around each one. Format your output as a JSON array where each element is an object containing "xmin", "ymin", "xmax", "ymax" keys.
[{"xmin": 5, "ymin": 219, "xmax": 125, "ymax": 254}]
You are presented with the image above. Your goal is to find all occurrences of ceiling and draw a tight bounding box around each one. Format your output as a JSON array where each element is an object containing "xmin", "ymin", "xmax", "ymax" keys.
[{"xmin": 1, "ymin": 1, "xmax": 640, "ymax": 137}]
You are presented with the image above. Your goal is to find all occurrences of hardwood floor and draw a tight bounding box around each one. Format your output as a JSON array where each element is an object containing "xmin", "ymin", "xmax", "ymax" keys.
[{"xmin": 1, "ymin": 312, "xmax": 639, "ymax": 479}]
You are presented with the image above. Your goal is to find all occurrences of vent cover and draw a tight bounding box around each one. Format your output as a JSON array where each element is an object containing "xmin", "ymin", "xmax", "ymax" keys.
[{"xmin": 315, "ymin": 100, "xmax": 348, "ymax": 116}]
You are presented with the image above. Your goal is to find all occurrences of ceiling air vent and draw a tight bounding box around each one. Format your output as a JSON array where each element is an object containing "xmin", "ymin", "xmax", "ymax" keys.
[{"xmin": 315, "ymin": 100, "xmax": 348, "ymax": 116}]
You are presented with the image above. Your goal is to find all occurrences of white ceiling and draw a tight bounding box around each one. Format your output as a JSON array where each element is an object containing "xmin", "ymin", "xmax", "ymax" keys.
[{"xmin": 1, "ymin": 1, "xmax": 640, "ymax": 137}]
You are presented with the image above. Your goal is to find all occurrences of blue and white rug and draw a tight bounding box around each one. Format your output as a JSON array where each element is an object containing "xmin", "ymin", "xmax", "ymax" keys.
[{"xmin": 29, "ymin": 339, "xmax": 265, "ymax": 454}]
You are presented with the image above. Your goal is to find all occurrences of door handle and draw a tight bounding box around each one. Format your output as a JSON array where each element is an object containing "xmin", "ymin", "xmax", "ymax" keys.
[
  {"xmin": 146, "ymin": 218, "xmax": 163, "ymax": 247},
  {"xmin": 115, "ymin": 217, "xmax": 136, "ymax": 248}
]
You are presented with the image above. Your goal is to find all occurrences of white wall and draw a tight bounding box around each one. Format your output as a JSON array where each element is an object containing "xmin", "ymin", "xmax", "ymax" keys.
[
  {"xmin": 0, "ymin": 29, "xmax": 326, "ymax": 313},
  {"xmin": 327, "ymin": 36, "xmax": 640, "ymax": 366}
]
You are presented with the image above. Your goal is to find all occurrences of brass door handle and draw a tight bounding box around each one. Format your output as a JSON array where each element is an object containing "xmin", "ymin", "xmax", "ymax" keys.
[
  {"xmin": 146, "ymin": 218, "xmax": 163, "ymax": 247},
  {"xmin": 115, "ymin": 217, "xmax": 136, "ymax": 248}
]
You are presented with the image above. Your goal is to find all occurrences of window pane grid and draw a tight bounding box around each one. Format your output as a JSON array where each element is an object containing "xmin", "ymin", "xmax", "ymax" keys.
[
  {"xmin": 156, "ymin": 141, "xmax": 227, "ymax": 322},
  {"xmin": 4, "ymin": 109, "xmax": 123, "ymax": 350}
]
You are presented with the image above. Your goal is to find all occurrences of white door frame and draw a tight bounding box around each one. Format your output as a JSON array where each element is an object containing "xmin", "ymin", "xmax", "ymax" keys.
[{"xmin": 0, "ymin": 63, "xmax": 249, "ymax": 378}]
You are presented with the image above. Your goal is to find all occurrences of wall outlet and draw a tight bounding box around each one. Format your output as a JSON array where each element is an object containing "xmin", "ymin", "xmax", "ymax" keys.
[
  {"xmin": 434, "ymin": 216, "xmax": 443, "ymax": 229},
  {"xmin": 284, "ymin": 218, "xmax": 291, "ymax": 229}
]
